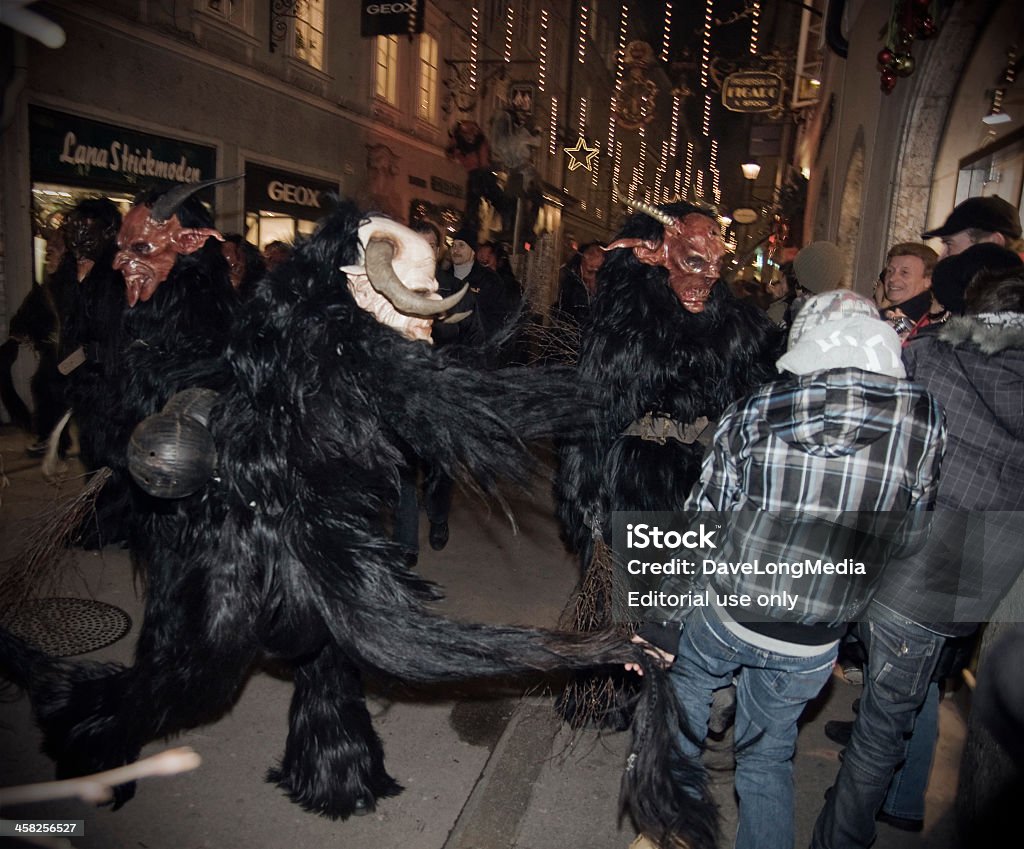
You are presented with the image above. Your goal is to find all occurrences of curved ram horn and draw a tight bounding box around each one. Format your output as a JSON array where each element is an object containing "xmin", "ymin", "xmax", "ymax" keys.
[
  {"xmin": 614, "ymin": 185, "xmax": 676, "ymax": 227},
  {"xmin": 149, "ymin": 175, "xmax": 244, "ymax": 223},
  {"xmin": 364, "ymin": 237, "xmax": 468, "ymax": 317}
]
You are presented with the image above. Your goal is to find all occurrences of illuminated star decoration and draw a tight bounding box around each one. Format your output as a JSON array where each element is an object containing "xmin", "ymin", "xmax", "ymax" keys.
[{"xmin": 564, "ymin": 135, "xmax": 599, "ymax": 172}]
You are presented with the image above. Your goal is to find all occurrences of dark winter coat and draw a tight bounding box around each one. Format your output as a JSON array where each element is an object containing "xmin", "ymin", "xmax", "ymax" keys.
[{"xmin": 873, "ymin": 315, "xmax": 1024, "ymax": 634}]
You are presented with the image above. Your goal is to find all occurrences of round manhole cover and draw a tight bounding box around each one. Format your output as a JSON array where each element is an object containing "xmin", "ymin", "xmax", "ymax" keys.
[{"xmin": 6, "ymin": 598, "xmax": 132, "ymax": 657}]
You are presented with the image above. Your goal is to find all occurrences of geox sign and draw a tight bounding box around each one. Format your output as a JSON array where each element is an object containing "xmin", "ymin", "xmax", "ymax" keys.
[
  {"xmin": 361, "ymin": 0, "xmax": 425, "ymax": 37},
  {"xmin": 722, "ymin": 71, "xmax": 784, "ymax": 113}
]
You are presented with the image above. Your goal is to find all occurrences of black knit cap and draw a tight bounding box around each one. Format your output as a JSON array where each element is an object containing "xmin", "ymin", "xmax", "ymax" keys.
[
  {"xmin": 451, "ymin": 226, "xmax": 478, "ymax": 250},
  {"xmin": 922, "ymin": 196, "xmax": 1022, "ymax": 240}
]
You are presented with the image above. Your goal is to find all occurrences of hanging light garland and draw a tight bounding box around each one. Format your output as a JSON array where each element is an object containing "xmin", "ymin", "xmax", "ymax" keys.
[
  {"xmin": 504, "ymin": 6, "xmax": 514, "ymax": 65},
  {"xmin": 661, "ymin": 1, "xmax": 673, "ymax": 64},
  {"xmin": 577, "ymin": 3, "xmax": 589, "ymax": 65},
  {"xmin": 877, "ymin": 0, "xmax": 939, "ymax": 94},
  {"xmin": 749, "ymin": 1, "xmax": 761, "ymax": 55},
  {"xmin": 538, "ymin": 9, "xmax": 548, "ymax": 93},
  {"xmin": 469, "ymin": 6, "xmax": 479, "ymax": 91},
  {"xmin": 608, "ymin": 4, "xmax": 629, "ymax": 172},
  {"xmin": 549, "ymin": 96, "xmax": 559, "ymax": 156}
]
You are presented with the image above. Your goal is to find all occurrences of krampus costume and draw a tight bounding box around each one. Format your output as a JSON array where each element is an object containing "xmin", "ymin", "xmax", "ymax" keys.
[
  {"xmin": 555, "ymin": 199, "xmax": 783, "ymax": 727},
  {"xmin": 2, "ymin": 197, "xmax": 718, "ymax": 849},
  {"xmin": 56, "ymin": 187, "xmax": 235, "ymax": 547}
]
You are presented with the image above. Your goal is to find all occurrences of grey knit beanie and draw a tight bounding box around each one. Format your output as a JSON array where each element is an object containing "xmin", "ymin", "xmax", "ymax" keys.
[{"xmin": 792, "ymin": 241, "xmax": 844, "ymax": 293}]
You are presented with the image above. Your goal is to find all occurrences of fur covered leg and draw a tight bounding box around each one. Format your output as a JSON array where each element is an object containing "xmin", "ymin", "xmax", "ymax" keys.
[
  {"xmin": 269, "ymin": 642, "xmax": 401, "ymax": 817},
  {"xmin": 25, "ymin": 550, "xmax": 259, "ymax": 809}
]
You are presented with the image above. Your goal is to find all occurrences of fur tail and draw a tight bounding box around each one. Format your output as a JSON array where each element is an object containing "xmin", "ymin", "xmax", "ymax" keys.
[
  {"xmin": 622, "ymin": 662, "xmax": 718, "ymax": 849},
  {"xmin": 332, "ymin": 604, "xmax": 717, "ymax": 848}
]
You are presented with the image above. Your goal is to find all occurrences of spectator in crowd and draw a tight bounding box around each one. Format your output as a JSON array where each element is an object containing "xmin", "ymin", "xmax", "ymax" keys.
[
  {"xmin": 667, "ymin": 290, "xmax": 944, "ymax": 849},
  {"xmin": 262, "ymin": 239, "xmax": 293, "ymax": 272},
  {"xmin": 392, "ymin": 221, "xmax": 484, "ymax": 562},
  {"xmin": 879, "ymin": 242, "xmax": 938, "ymax": 339},
  {"xmin": 792, "ymin": 240, "xmax": 844, "ymax": 295},
  {"xmin": 763, "ymin": 260, "xmax": 799, "ymax": 328},
  {"xmin": 222, "ymin": 233, "xmax": 266, "ymax": 298},
  {"xmin": 7, "ymin": 227, "xmax": 70, "ymax": 453},
  {"xmin": 812, "ymin": 268, "xmax": 1024, "ymax": 849},
  {"xmin": 922, "ymin": 195, "xmax": 1023, "ymax": 259},
  {"xmin": 448, "ymin": 226, "xmax": 517, "ymax": 359},
  {"xmin": 477, "ymin": 240, "xmax": 529, "ymax": 364},
  {"xmin": 550, "ymin": 242, "xmax": 604, "ymax": 362}
]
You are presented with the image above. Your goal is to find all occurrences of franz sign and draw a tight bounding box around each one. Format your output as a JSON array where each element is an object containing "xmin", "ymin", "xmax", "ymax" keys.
[{"xmin": 722, "ymin": 71, "xmax": 784, "ymax": 113}]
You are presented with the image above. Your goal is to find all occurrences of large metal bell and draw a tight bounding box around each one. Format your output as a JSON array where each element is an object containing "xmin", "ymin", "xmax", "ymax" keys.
[{"xmin": 128, "ymin": 412, "xmax": 217, "ymax": 498}]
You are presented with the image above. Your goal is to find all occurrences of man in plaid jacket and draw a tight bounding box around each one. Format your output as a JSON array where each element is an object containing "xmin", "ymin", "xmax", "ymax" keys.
[{"xmin": 668, "ymin": 290, "xmax": 946, "ymax": 849}]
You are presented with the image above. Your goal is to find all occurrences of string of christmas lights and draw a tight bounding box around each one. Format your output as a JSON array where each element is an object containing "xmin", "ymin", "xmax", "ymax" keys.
[
  {"xmin": 504, "ymin": 6, "xmax": 514, "ymax": 64},
  {"xmin": 538, "ymin": 9, "xmax": 548, "ymax": 93},
  {"xmin": 469, "ymin": 6, "xmax": 478, "ymax": 91}
]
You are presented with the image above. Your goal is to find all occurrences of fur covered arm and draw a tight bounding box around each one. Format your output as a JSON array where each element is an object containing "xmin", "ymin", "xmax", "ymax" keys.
[{"xmin": 380, "ymin": 348, "xmax": 599, "ymax": 496}]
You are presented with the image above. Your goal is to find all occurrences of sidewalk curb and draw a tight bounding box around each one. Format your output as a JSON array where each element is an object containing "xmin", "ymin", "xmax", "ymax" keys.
[{"xmin": 443, "ymin": 696, "xmax": 560, "ymax": 849}]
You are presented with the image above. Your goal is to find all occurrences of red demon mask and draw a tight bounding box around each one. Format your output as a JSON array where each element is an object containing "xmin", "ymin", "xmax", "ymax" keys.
[{"xmin": 606, "ymin": 205, "xmax": 725, "ymax": 314}]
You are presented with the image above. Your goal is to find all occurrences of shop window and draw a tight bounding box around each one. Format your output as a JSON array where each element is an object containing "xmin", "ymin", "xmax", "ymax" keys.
[
  {"xmin": 375, "ymin": 35, "xmax": 399, "ymax": 106},
  {"xmin": 418, "ymin": 34, "xmax": 439, "ymax": 123},
  {"xmin": 292, "ymin": 0, "xmax": 325, "ymax": 71},
  {"xmin": 245, "ymin": 210, "xmax": 317, "ymax": 251}
]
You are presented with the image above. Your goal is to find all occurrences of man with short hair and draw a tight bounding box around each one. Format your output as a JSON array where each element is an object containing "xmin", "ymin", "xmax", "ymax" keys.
[
  {"xmin": 922, "ymin": 195, "xmax": 1023, "ymax": 259},
  {"xmin": 880, "ymin": 243, "xmax": 938, "ymax": 337}
]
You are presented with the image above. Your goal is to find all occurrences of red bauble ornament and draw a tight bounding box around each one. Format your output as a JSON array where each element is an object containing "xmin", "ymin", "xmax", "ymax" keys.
[
  {"xmin": 878, "ymin": 48, "xmax": 895, "ymax": 68},
  {"xmin": 914, "ymin": 0, "xmax": 931, "ymax": 8},
  {"xmin": 880, "ymin": 68, "xmax": 898, "ymax": 93},
  {"xmin": 919, "ymin": 16, "xmax": 937, "ymax": 38}
]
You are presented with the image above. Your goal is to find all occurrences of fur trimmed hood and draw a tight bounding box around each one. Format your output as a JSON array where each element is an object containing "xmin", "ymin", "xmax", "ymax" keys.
[
  {"xmin": 937, "ymin": 313, "xmax": 1024, "ymax": 355},
  {"xmin": 906, "ymin": 312, "xmax": 1024, "ymax": 446}
]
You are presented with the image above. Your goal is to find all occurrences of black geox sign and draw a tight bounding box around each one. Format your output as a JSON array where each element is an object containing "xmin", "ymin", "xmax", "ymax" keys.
[{"xmin": 361, "ymin": 1, "xmax": 425, "ymax": 37}]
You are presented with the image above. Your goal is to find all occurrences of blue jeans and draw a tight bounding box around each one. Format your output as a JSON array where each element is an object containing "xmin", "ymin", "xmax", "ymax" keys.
[
  {"xmin": 811, "ymin": 606, "xmax": 945, "ymax": 849},
  {"xmin": 883, "ymin": 680, "xmax": 939, "ymax": 821},
  {"xmin": 670, "ymin": 606, "xmax": 836, "ymax": 849}
]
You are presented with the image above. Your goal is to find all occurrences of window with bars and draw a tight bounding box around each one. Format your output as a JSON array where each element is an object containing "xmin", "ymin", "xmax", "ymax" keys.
[
  {"xmin": 418, "ymin": 34, "xmax": 439, "ymax": 122},
  {"xmin": 375, "ymin": 35, "xmax": 399, "ymax": 105}
]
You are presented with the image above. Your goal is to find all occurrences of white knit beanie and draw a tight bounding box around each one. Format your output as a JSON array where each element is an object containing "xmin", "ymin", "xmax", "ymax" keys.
[{"xmin": 777, "ymin": 290, "xmax": 906, "ymax": 377}]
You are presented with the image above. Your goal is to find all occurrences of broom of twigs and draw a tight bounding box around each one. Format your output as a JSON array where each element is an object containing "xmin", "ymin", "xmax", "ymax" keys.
[
  {"xmin": 0, "ymin": 467, "xmax": 111, "ymax": 623},
  {"xmin": 522, "ymin": 315, "xmax": 583, "ymax": 367},
  {"xmin": 557, "ymin": 533, "xmax": 636, "ymax": 729}
]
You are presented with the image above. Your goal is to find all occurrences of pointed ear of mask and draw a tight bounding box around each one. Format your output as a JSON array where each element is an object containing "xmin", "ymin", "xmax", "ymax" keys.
[
  {"xmin": 173, "ymin": 228, "xmax": 224, "ymax": 255},
  {"xmin": 605, "ymin": 237, "xmax": 666, "ymax": 267}
]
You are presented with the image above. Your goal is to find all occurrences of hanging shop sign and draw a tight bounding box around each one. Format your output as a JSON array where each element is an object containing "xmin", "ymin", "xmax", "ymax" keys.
[
  {"xmin": 30, "ymin": 106, "xmax": 217, "ymax": 191},
  {"xmin": 360, "ymin": 0, "xmax": 424, "ymax": 37},
  {"xmin": 722, "ymin": 71, "xmax": 784, "ymax": 113},
  {"xmin": 244, "ymin": 163, "xmax": 338, "ymax": 220}
]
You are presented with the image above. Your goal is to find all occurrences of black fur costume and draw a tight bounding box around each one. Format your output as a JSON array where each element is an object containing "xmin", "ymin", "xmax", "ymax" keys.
[
  {"xmin": 555, "ymin": 202, "xmax": 783, "ymax": 726},
  {"xmin": 68, "ymin": 194, "xmax": 236, "ymax": 548},
  {"xmin": 2, "ymin": 201, "xmax": 718, "ymax": 849}
]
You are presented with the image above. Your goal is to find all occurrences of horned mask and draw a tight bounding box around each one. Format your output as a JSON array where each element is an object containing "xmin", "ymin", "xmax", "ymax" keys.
[
  {"xmin": 114, "ymin": 176, "xmax": 235, "ymax": 307},
  {"xmin": 606, "ymin": 197, "xmax": 725, "ymax": 314},
  {"xmin": 341, "ymin": 217, "xmax": 468, "ymax": 343}
]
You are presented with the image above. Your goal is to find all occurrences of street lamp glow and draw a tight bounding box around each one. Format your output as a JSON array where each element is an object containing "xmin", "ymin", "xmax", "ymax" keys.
[{"xmin": 741, "ymin": 161, "xmax": 762, "ymax": 181}]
